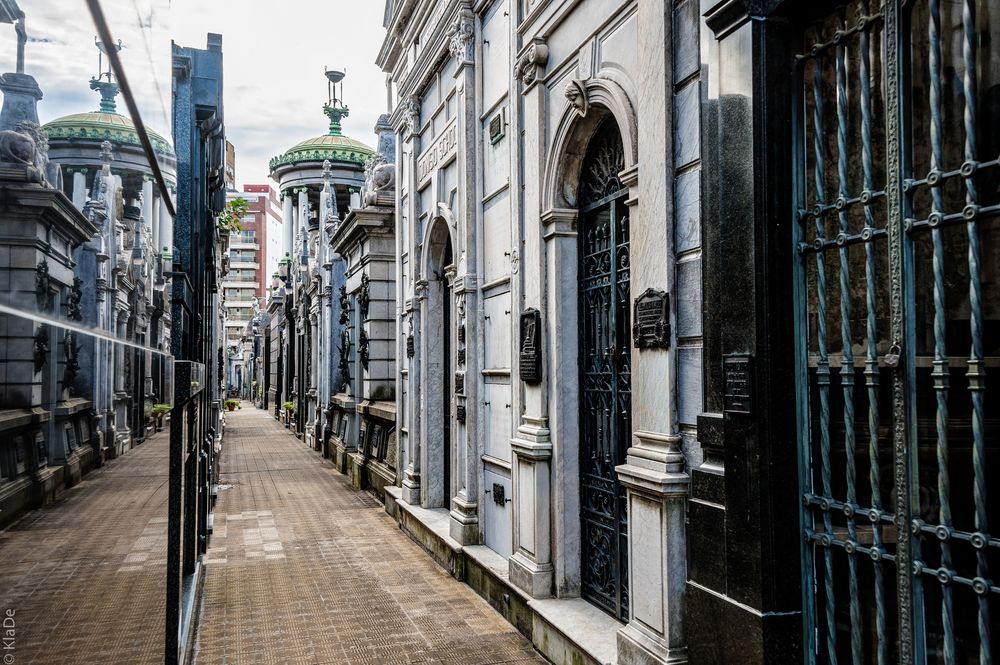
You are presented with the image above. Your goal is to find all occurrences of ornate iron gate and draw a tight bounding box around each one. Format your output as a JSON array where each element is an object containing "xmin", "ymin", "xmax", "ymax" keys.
[
  {"xmin": 579, "ymin": 118, "xmax": 631, "ymax": 622},
  {"xmin": 795, "ymin": 1, "xmax": 1000, "ymax": 663}
]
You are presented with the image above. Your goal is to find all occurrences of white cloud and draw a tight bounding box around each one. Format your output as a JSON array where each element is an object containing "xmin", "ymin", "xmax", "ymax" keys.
[{"xmin": 0, "ymin": 0, "xmax": 389, "ymax": 187}]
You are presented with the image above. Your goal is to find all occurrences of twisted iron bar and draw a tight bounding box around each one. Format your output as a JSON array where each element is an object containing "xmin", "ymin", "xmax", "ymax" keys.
[
  {"xmin": 859, "ymin": 16, "xmax": 887, "ymax": 665},
  {"xmin": 927, "ymin": 1, "xmax": 956, "ymax": 662},
  {"xmin": 813, "ymin": 53, "xmax": 838, "ymax": 665},
  {"xmin": 961, "ymin": 1, "xmax": 991, "ymax": 663},
  {"xmin": 835, "ymin": 22, "xmax": 862, "ymax": 665}
]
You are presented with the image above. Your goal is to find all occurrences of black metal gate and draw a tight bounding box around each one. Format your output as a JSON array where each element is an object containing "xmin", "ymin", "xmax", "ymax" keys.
[
  {"xmin": 579, "ymin": 118, "xmax": 631, "ymax": 622},
  {"xmin": 795, "ymin": 1, "xmax": 1000, "ymax": 663}
]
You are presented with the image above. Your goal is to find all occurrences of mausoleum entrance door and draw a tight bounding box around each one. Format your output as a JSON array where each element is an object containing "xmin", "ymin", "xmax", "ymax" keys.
[{"xmin": 578, "ymin": 119, "xmax": 631, "ymax": 623}]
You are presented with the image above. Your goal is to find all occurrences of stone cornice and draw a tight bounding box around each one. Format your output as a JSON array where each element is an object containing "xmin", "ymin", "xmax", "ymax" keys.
[
  {"xmin": 0, "ymin": 179, "xmax": 99, "ymax": 244},
  {"xmin": 329, "ymin": 205, "xmax": 395, "ymax": 256}
]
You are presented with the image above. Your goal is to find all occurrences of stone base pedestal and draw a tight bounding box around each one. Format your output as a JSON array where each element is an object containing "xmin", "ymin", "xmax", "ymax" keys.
[
  {"xmin": 401, "ymin": 467, "xmax": 421, "ymax": 504},
  {"xmin": 348, "ymin": 451, "xmax": 364, "ymax": 488},
  {"xmin": 331, "ymin": 439, "xmax": 353, "ymax": 474},
  {"xmin": 509, "ymin": 551, "xmax": 553, "ymax": 599},
  {"xmin": 449, "ymin": 493, "xmax": 479, "ymax": 545},
  {"xmin": 509, "ymin": 426, "xmax": 553, "ymax": 599},
  {"xmin": 615, "ymin": 457, "xmax": 689, "ymax": 665},
  {"xmin": 618, "ymin": 622, "xmax": 687, "ymax": 665}
]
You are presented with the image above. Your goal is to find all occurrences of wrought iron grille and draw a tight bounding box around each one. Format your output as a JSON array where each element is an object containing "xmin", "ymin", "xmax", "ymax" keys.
[
  {"xmin": 794, "ymin": 1, "xmax": 1000, "ymax": 663},
  {"xmin": 579, "ymin": 119, "xmax": 631, "ymax": 622}
]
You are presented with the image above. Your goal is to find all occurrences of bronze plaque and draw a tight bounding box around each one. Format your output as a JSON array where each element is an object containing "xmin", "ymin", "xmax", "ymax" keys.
[
  {"xmin": 456, "ymin": 404, "xmax": 466, "ymax": 424},
  {"xmin": 632, "ymin": 288, "xmax": 670, "ymax": 349},
  {"xmin": 519, "ymin": 308, "xmax": 542, "ymax": 383},
  {"xmin": 406, "ymin": 334, "xmax": 415, "ymax": 358},
  {"xmin": 723, "ymin": 354, "xmax": 753, "ymax": 415}
]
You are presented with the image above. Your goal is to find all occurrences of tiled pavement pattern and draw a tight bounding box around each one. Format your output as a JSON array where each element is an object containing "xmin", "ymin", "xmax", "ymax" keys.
[
  {"xmin": 0, "ymin": 431, "xmax": 170, "ymax": 664},
  {"xmin": 193, "ymin": 406, "xmax": 547, "ymax": 665}
]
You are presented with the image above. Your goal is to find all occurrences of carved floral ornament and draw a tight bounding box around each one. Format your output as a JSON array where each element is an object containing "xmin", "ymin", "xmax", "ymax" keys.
[
  {"xmin": 447, "ymin": 12, "xmax": 475, "ymax": 67},
  {"xmin": 402, "ymin": 96, "xmax": 420, "ymax": 137}
]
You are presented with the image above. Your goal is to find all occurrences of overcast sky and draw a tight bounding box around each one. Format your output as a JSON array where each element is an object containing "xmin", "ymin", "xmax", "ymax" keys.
[{"xmin": 0, "ymin": 0, "xmax": 389, "ymax": 187}]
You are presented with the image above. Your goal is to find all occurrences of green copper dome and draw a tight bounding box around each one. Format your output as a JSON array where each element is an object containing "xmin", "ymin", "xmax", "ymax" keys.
[
  {"xmin": 269, "ymin": 103, "xmax": 373, "ymax": 173},
  {"xmin": 43, "ymin": 111, "xmax": 174, "ymax": 157},
  {"xmin": 43, "ymin": 78, "xmax": 174, "ymax": 157}
]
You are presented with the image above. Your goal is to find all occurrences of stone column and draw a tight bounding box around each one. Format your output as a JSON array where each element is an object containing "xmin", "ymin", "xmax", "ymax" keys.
[
  {"xmin": 282, "ymin": 189, "xmax": 294, "ymax": 259},
  {"xmin": 297, "ymin": 188, "xmax": 309, "ymax": 257},
  {"xmin": 142, "ymin": 178, "xmax": 154, "ymax": 232},
  {"xmin": 615, "ymin": 1, "xmax": 689, "ymax": 663},
  {"xmin": 447, "ymin": 6, "xmax": 480, "ymax": 546},
  {"xmin": 542, "ymin": 209, "xmax": 582, "ymax": 598},
  {"xmin": 159, "ymin": 196, "xmax": 172, "ymax": 259},
  {"xmin": 72, "ymin": 169, "xmax": 88, "ymax": 210},
  {"xmin": 151, "ymin": 192, "xmax": 160, "ymax": 261},
  {"xmin": 510, "ymin": 41, "xmax": 555, "ymax": 598},
  {"xmin": 399, "ymin": 100, "xmax": 422, "ymax": 506}
]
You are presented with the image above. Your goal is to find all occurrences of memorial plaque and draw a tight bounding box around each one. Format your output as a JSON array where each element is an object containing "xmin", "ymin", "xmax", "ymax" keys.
[
  {"xmin": 457, "ymin": 325, "xmax": 465, "ymax": 344},
  {"xmin": 456, "ymin": 404, "xmax": 466, "ymax": 424},
  {"xmin": 632, "ymin": 288, "xmax": 670, "ymax": 349},
  {"xmin": 519, "ymin": 308, "xmax": 542, "ymax": 383},
  {"xmin": 457, "ymin": 348, "xmax": 466, "ymax": 365},
  {"xmin": 723, "ymin": 354, "xmax": 753, "ymax": 415},
  {"xmin": 406, "ymin": 334, "xmax": 415, "ymax": 358},
  {"xmin": 455, "ymin": 372, "xmax": 465, "ymax": 395}
]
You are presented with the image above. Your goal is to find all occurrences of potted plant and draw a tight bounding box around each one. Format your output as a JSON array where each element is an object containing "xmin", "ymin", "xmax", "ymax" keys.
[
  {"xmin": 217, "ymin": 197, "xmax": 249, "ymax": 256},
  {"xmin": 225, "ymin": 398, "xmax": 241, "ymax": 412},
  {"xmin": 282, "ymin": 401, "xmax": 296, "ymax": 428},
  {"xmin": 151, "ymin": 403, "xmax": 171, "ymax": 431}
]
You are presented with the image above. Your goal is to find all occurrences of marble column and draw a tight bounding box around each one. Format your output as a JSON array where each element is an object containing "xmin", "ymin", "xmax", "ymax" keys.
[
  {"xmin": 615, "ymin": 1, "xmax": 689, "ymax": 663},
  {"xmin": 447, "ymin": 6, "xmax": 480, "ymax": 546},
  {"xmin": 510, "ymin": 45, "xmax": 555, "ymax": 599},
  {"xmin": 72, "ymin": 169, "xmax": 88, "ymax": 210},
  {"xmin": 282, "ymin": 190, "xmax": 294, "ymax": 259},
  {"xmin": 141, "ymin": 178, "xmax": 154, "ymax": 232},
  {"xmin": 159, "ymin": 196, "xmax": 172, "ymax": 259},
  {"xmin": 151, "ymin": 192, "xmax": 160, "ymax": 261},
  {"xmin": 399, "ymin": 104, "xmax": 422, "ymax": 506}
]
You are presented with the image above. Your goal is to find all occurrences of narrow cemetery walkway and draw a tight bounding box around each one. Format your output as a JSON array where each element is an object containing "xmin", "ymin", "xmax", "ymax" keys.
[
  {"xmin": 192, "ymin": 405, "xmax": 546, "ymax": 665},
  {"xmin": 0, "ymin": 431, "xmax": 170, "ymax": 664}
]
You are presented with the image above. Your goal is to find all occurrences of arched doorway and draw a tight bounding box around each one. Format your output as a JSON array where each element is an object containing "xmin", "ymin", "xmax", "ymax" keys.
[
  {"xmin": 423, "ymin": 218, "xmax": 455, "ymax": 509},
  {"xmin": 578, "ymin": 117, "xmax": 631, "ymax": 622}
]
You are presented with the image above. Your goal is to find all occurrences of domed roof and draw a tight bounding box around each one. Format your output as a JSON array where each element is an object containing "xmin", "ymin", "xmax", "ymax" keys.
[
  {"xmin": 43, "ymin": 110, "xmax": 175, "ymax": 157},
  {"xmin": 270, "ymin": 132, "xmax": 374, "ymax": 171},
  {"xmin": 269, "ymin": 98, "xmax": 374, "ymax": 174}
]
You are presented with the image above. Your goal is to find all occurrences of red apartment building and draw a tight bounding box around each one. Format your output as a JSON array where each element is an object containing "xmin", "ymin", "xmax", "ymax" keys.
[{"xmin": 223, "ymin": 184, "xmax": 281, "ymax": 343}]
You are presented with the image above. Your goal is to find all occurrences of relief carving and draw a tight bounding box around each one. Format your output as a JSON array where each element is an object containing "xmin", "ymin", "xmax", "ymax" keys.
[
  {"xmin": 515, "ymin": 39, "xmax": 549, "ymax": 85},
  {"xmin": 447, "ymin": 12, "xmax": 475, "ymax": 67},
  {"xmin": 565, "ymin": 79, "xmax": 589, "ymax": 118}
]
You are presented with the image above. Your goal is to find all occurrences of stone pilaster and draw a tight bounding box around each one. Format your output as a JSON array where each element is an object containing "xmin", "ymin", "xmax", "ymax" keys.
[
  {"xmin": 448, "ymin": 4, "xmax": 480, "ymax": 546},
  {"xmin": 509, "ymin": 45, "xmax": 555, "ymax": 598}
]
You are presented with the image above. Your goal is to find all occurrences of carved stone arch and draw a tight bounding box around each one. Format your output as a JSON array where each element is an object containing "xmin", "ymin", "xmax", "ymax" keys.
[
  {"xmin": 542, "ymin": 75, "xmax": 638, "ymax": 214},
  {"xmin": 420, "ymin": 209, "xmax": 456, "ymax": 281}
]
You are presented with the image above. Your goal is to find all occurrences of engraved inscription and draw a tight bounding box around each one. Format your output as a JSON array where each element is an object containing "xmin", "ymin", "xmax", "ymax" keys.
[
  {"xmin": 417, "ymin": 118, "xmax": 458, "ymax": 185},
  {"xmin": 723, "ymin": 354, "xmax": 752, "ymax": 415},
  {"xmin": 632, "ymin": 288, "xmax": 670, "ymax": 349},
  {"xmin": 519, "ymin": 308, "xmax": 542, "ymax": 383}
]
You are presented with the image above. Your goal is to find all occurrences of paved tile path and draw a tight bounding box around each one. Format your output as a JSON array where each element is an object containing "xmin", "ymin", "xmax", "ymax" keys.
[
  {"xmin": 0, "ymin": 430, "xmax": 170, "ymax": 664},
  {"xmin": 192, "ymin": 405, "xmax": 547, "ymax": 665}
]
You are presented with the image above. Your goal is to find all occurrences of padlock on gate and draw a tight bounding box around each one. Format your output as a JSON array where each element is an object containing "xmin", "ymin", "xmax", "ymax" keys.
[{"xmin": 884, "ymin": 343, "xmax": 902, "ymax": 368}]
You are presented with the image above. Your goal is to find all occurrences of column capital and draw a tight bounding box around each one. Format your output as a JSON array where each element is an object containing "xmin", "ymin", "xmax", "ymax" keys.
[{"xmin": 447, "ymin": 9, "xmax": 475, "ymax": 71}]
